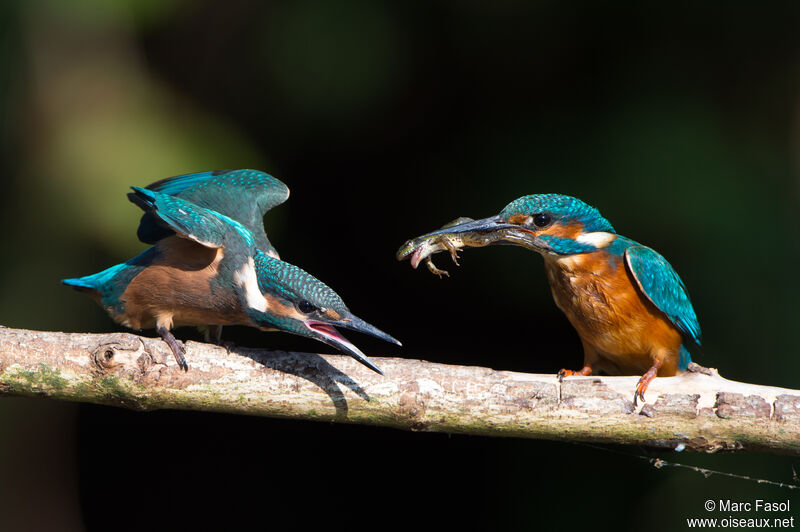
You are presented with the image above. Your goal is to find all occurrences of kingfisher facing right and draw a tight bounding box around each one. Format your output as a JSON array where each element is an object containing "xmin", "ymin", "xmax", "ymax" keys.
[
  {"xmin": 63, "ymin": 170, "xmax": 398, "ymax": 373},
  {"xmin": 398, "ymin": 194, "xmax": 703, "ymax": 404}
]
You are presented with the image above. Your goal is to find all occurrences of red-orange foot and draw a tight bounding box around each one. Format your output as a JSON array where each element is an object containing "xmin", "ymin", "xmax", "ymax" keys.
[
  {"xmin": 557, "ymin": 365, "xmax": 592, "ymax": 382},
  {"xmin": 634, "ymin": 360, "xmax": 663, "ymax": 406}
]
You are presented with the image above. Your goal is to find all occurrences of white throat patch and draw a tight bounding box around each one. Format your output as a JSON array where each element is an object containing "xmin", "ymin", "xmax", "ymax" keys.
[
  {"xmin": 575, "ymin": 231, "xmax": 616, "ymax": 248},
  {"xmin": 234, "ymin": 257, "xmax": 268, "ymax": 312}
]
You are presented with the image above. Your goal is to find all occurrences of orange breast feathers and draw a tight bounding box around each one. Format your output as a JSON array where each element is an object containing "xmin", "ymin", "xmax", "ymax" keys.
[
  {"xmin": 543, "ymin": 250, "xmax": 683, "ymax": 376},
  {"xmin": 116, "ymin": 237, "xmax": 246, "ymax": 329}
]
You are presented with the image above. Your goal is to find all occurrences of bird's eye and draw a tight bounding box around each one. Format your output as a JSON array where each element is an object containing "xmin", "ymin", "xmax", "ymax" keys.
[
  {"xmin": 297, "ymin": 300, "xmax": 317, "ymax": 314},
  {"xmin": 533, "ymin": 213, "xmax": 552, "ymax": 228}
]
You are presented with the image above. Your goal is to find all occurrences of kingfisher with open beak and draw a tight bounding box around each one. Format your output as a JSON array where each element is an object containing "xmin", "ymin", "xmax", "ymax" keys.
[
  {"xmin": 398, "ymin": 194, "xmax": 702, "ymax": 404},
  {"xmin": 64, "ymin": 170, "xmax": 399, "ymax": 373}
]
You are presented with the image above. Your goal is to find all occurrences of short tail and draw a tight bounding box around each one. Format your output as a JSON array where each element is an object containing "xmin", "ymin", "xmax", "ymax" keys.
[
  {"xmin": 62, "ymin": 277, "xmax": 95, "ymax": 290},
  {"xmin": 679, "ymin": 344, "xmax": 693, "ymax": 371},
  {"xmin": 62, "ymin": 262, "xmax": 129, "ymax": 295}
]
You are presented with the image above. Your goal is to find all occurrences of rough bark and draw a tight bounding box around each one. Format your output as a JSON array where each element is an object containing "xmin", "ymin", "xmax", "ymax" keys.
[{"xmin": 0, "ymin": 326, "xmax": 797, "ymax": 454}]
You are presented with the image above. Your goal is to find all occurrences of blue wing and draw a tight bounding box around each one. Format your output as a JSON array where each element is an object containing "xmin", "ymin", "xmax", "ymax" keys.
[
  {"xmin": 133, "ymin": 169, "xmax": 289, "ymax": 254},
  {"xmin": 624, "ymin": 245, "xmax": 701, "ymax": 347},
  {"xmin": 128, "ymin": 187, "xmax": 254, "ymax": 249}
]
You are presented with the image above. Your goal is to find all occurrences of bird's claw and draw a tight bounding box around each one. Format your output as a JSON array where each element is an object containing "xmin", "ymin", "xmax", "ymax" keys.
[
  {"xmin": 174, "ymin": 343, "xmax": 189, "ymax": 371},
  {"xmin": 220, "ymin": 341, "xmax": 236, "ymax": 355},
  {"xmin": 633, "ymin": 361, "xmax": 660, "ymax": 407},
  {"xmin": 157, "ymin": 325, "xmax": 189, "ymax": 371},
  {"xmin": 557, "ymin": 366, "xmax": 591, "ymax": 382},
  {"xmin": 633, "ymin": 386, "xmax": 646, "ymax": 407}
]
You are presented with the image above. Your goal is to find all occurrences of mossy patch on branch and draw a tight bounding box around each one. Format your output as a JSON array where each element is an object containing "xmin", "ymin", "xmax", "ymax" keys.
[{"xmin": 1, "ymin": 363, "xmax": 68, "ymax": 392}]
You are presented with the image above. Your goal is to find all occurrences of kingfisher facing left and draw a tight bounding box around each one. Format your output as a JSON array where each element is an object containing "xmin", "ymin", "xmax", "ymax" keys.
[
  {"xmin": 398, "ymin": 194, "xmax": 703, "ymax": 404},
  {"xmin": 64, "ymin": 169, "xmax": 399, "ymax": 373}
]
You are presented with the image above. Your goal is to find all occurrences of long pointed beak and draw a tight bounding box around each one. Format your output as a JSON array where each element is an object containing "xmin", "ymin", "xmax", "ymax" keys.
[
  {"xmin": 303, "ymin": 313, "xmax": 400, "ymax": 375},
  {"xmin": 421, "ymin": 215, "xmax": 517, "ymax": 236},
  {"xmin": 410, "ymin": 215, "xmax": 546, "ymax": 252},
  {"xmin": 332, "ymin": 314, "xmax": 402, "ymax": 347},
  {"xmin": 304, "ymin": 320, "xmax": 385, "ymax": 375}
]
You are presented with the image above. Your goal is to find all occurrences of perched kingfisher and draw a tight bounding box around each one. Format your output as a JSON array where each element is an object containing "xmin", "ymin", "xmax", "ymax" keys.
[
  {"xmin": 63, "ymin": 169, "xmax": 399, "ymax": 373},
  {"xmin": 398, "ymin": 194, "xmax": 702, "ymax": 404}
]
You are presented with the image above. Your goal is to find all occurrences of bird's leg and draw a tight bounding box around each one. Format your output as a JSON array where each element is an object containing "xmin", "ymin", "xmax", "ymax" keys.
[
  {"xmin": 199, "ymin": 325, "xmax": 235, "ymax": 354},
  {"xmin": 559, "ymin": 341, "xmax": 599, "ymax": 382},
  {"xmin": 213, "ymin": 326, "xmax": 237, "ymax": 355},
  {"xmin": 208, "ymin": 325, "xmax": 223, "ymax": 345},
  {"xmin": 198, "ymin": 325, "xmax": 221, "ymax": 344},
  {"xmin": 634, "ymin": 359, "xmax": 663, "ymax": 406},
  {"xmin": 156, "ymin": 324, "xmax": 188, "ymax": 371},
  {"xmin": 557, "ymin": 365, "xmax": 592, "ymax": 382}
]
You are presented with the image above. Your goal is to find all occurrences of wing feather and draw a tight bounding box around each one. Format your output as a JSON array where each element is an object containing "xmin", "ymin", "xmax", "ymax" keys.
[
  {"xmin": 624, "ymin": 245, "xmax": 701, "ymax": 346},
  {"xmin": 132, "ymin": 169, "xmax": 288, "ymax": 254},
  {"xmin": 128, "ymin": 187, "xmax": 250, "ymax": 249}
]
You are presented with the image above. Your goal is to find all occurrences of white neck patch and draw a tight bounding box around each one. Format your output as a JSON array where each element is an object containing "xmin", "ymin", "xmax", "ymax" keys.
[
  {"xmin": 575, "ymin": 231, "xmax": 616, "ymax": 248},
  {"xmin": 234, "ymin": 257, "xmax": 268, "ymax": 312}
]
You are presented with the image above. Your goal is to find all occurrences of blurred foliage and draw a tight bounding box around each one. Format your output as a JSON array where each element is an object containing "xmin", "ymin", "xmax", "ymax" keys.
[
  {"xmin": 261, "ymin": 0, "xmax": 409, "ymax": 122},
  {"xmin": 0, "ymin": 1, "xmax": 798, "ymax": 530}
]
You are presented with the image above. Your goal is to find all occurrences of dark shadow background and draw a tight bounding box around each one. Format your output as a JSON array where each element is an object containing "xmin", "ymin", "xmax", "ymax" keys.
[{"xmin": 1, "ymin": 1, "xmax": 799, "ymax": 530}]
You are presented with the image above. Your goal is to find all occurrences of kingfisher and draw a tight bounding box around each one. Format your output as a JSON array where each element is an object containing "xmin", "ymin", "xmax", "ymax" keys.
[
  {"xmin": 398, "ymin": 194, "xmax": 702, "ymax": 404},
  {"xmin": 63, "ymin": 169, "xmax": 399, "ymax": 373}
]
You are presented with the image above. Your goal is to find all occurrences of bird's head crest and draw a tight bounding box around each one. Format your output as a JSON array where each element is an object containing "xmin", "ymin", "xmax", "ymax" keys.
[
  {"xmin": 243, "ymin": 251, "xmax": 399, "ymax": 374},
  {"xmin": 499, "ymin": 194, "xmax": 615, "ymax": 234}
]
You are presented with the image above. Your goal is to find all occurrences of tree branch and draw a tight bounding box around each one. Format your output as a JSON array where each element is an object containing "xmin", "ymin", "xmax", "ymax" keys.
[{"xmin": 0, "ymin": 326, "xmax": 798, "ymax": 455}]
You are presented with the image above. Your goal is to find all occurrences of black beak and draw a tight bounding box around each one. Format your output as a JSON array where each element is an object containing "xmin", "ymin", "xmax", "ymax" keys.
[
  {"xmin": 304, "ymin": 314, "xmax": 400, "ymax": 376},
  {"xmin": 333, "ymin": 314, "xmax": 402, "ymax": 347},
  {"xmin": 419, "ymin": 215, "xmax": 546, "ymax": 251},
  {"xmin": 421, "ymin": 215, "xmax": 512, "ymax": 236}
]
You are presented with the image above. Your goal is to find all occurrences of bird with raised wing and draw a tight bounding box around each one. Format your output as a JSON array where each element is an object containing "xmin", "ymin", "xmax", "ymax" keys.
[{"xmin": 64, "ymin": 170, "xmax": 398, "ymax": 373}]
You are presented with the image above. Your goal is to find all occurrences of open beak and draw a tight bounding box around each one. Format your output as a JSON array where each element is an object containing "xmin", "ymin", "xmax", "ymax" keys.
[{"xmin": 304, "ymin": 314, "xmax": 400, "ymax": 375}]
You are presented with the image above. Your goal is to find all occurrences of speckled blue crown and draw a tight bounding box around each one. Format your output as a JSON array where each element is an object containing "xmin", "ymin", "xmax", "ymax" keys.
[
  {"xmin": 500, "ymin": 194, "xmax": 616, "ymax": 233},
  {"xmin": 255, "ymin": 251, "xmax": 348, "ymax": 314}
]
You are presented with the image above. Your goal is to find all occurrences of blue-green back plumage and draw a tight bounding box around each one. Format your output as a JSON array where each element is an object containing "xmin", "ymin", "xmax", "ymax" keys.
[
  {"xmin": 624, "ymin": 244, "xmax": 701, "ymax": 351},
  {"xmin": 498, "ymin": 193, "xmax": 700, "ymax": 370},
  {"xmin": 64, "ymin": 170, "xmax": 394, "ymax": 375},
  {"xmin": 129, "ymin": 187, "xmax": 255, "ymax": 249},
  {"xmin": 134, "ymin": 169, "xmax": 288, "ymax": 254}
]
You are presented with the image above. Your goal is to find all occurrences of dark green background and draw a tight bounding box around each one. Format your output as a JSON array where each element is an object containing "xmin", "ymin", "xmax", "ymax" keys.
[{"xmin": 0, "ymin": 1, "xmax": 798, "ymax": 530}]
